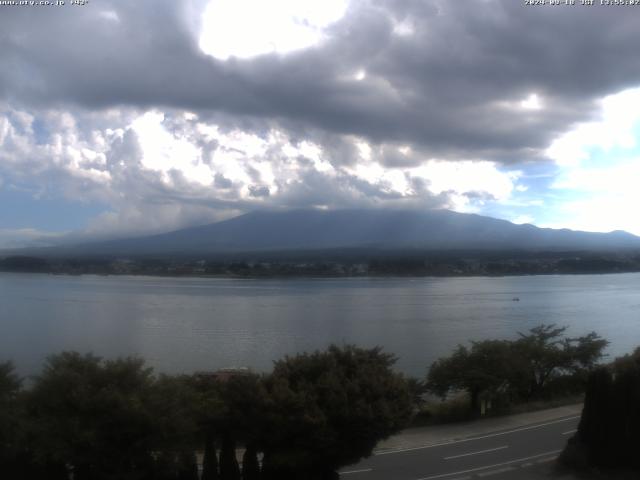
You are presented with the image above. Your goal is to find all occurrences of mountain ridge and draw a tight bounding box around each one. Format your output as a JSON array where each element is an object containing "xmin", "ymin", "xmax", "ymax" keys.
[{"xmin": 21, "ymin": 208, "xmax": 640, "ymax": 257}]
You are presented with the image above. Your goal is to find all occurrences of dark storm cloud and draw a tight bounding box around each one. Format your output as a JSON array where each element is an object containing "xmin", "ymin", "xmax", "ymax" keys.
[
  {"xmin": 214, "ymin": 173, "xmax": 233, "ymax": 189},
  {"xmin": 2, "ymin": 0, "xmax": 640, "ymax": 163},
  {"xmin": 249, "ymin": 185, "xmax": 270, "ymax": 198}
]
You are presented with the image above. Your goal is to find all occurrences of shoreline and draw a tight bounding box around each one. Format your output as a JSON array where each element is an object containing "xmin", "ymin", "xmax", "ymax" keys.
[{"xmin": 2, "ymin": 269, "xmax": 640, "ymax": 280}]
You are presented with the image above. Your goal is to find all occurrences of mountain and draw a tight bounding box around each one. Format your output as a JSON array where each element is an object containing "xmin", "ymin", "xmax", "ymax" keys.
[{"xmin": 39, "ymin": 209, "xmax": 640, "ymax": 257}]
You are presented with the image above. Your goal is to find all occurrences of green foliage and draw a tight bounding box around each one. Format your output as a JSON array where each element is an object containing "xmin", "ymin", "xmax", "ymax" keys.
[
  {"xmin": 0, "ymin": 361, "xmax": 24, "ymax": 475},
  {"xmin": 411, "ymin": 393, "xmax": 475, "ymax": 426},
  {"xmin": 514, "ymin": 325, "xmax": 608, "ymax": 399},
  {"xmin": 241, "ymin": 444, "xmax": 260, "ymax": 480},
  {"xmin": 427, "ymin": 324, "xmax": 608, "ymax": 414},
  {"xmin": 148, "ymin": 374, "xmax": 200, "ymax": 451},
  {"xmin": 515, "ymin": 324, "xmax": 571, "ymax": 397},
  {"xmin": 194, "ymin": 373, "xmax": 265, "ymax": 479},
  {"xmin": 261, "ymin": 345, "xmax": 413, "ymax": 478},
  {"xmin": 567, "ymin": 331, "xmax": 611, "ymax": 371},
  {"xmin": 0, "ymin": 361, "xmax": 21, "ymax": 440},
  {"xmin": 216, "ymin": 373, "xmax": 268, "ymax": 442},
  {"xmin": 176, "ymin": 451, "xmax": 199, "ymax": 480},
  {"xmin": 428, "ymin": 340, "xmax": 515, "ymax": 412},
  {"xmin": 201, "ymin": 433, "xmax": 219, "ymax": 480},
  {"xmin": 573, "ymin": 347, "xmax": 640, "ymax": 470},
  {"xmin": 0, "ymin": 361, "xmax": 21, "ymax": 399},
  {"xmin": 27, "ymin": 352, "xmax": 162, "ymax": 478},
  {"xmin": 1, "ymin": 345, "xmax": 413, "ymax": 478},
  {"xmin": 219, "ymin": 433, "xmax": 241, "ymax": 480},
  {"xmin": 562, "ymin": 348, "xmax": 640, "ymax": 470}
]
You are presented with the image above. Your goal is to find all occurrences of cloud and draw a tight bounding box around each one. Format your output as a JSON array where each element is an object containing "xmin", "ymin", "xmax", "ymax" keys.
[
  {"xmin": 547, "ymin": 88, "xmax": 640, "ymax": 167},
  {"xmin": 0, "ymin": 103, "xmax": 523, "ymax": 240},
  {"xmin": 199, "ymin": 0, "xmax": 349, "ymax": 60},
  {"xmin": 2, "ymin": 0, "xmax": 640, "ymax": 242},
  {"xmin": 2, "ymin": 1, "xmax": 640, "ymax": 161},
  {"xmin": 0, "ymin": 228, "xmax": 67, "ymax": 249},
  {"xmin": 512, "ymin": 215, "xmax": 534, "ymax": 226},
  {"xmin": 549, "ymin": 160, "xmax": 640, "ymax": 236},
  {"xmin": 533, "ymin": 88, "xmax": 640, "ymax": 236}
]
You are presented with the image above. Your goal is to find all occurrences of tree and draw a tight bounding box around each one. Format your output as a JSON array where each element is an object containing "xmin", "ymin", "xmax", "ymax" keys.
[
  {"xmin": 260, "ymin": 345, "xmax": 413, "ymax": 479},
  {"xmin": 564, "ymin": 331, "xmax": 610, "ymax": 373},
  {"xmin": 201, "ymin": 432, "xmax": 220, "ymax": 480},
  {"xmin": 188, "ymin": 370, "xmax": 268, "ymax": 480},
  {"xmin": 427, "ymin": 340, "xmax": 515, "ymax": 414},
  {"xmin": 564, "ymin": 347, "xmax": 640, "ymax": 472},
  {"xmin": 219, "ymin": 432, "xmax": 241, "ymax": 480},
  {"xmin": 148, "ymin": 374, "xmax": 201, "ymax": 458},
  {"xmin": 426, "ymin": 325, "xmax": 609, "ymax": 414},
  {"xmin": 0, "ymin": 362, "xmax": 24, "ymax": 477},
  {"xmin": 176, "ymin": 451, "xmax": 199, "ymax": 480},
  {"xmin": 515, "ymin": 325, "xmax": 571, "ymax": 399},
  {"xmin": 27, "ymin": 352, "xmax": 160, "ymax": 479},
  {"xmin": 188, "ymin": 374, "xmax": 224, "ymax": 480},
  {"xmin": 515, "ymin": 325, "xmax": 608, "ymax": 399},
  {"xmin": 241, "ymin": 444, "xmax": 260, "ymax": 480},
  {"xmin": 197, "ymin": 372, "xmax": 267, "ymax": 480},
  {"xmin": 0, "ymin": 361, "xmax": 21, "ymax": 442}
]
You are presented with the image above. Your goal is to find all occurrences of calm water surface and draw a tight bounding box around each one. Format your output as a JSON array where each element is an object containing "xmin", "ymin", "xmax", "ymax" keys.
[{"xmin": 1, "ymin": 272, "xmax": 639, "ymax": 377}]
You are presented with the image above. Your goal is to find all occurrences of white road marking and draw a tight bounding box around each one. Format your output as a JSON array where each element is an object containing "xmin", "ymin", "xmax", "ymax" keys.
[
  {"xmin": 376, "ymin": 416, "xmax": 579, "ymax": 456},
  {"xmin": 536, "ymin": 456, "xmax": 558, "ymax": 464},
  {"xmin": 444, "ymin": 445, "xmax": 508, "ymax": 460},
  {"xmin": 562, "ymin": 429, "xmax": 577, "ymax": 435},
  {"xmin": 477, "ymin": 466, "xmax": 516, "ymax": 477},
  {"xmin": 414, "ymin": 449, "xmax": 562, "ymax": 480},
  {"xmin": 340, "ymin": 468, "xmax": 373, "ymax": 475}
]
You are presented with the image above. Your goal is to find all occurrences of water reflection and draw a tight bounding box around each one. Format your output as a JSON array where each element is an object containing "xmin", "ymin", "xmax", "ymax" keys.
[{"xmin": 0, "ymin": 273, "xmax": 638, "ymax": 377}]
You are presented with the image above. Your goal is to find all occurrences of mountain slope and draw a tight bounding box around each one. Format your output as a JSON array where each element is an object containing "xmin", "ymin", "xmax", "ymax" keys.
[{"xmin": 56, "ymin": 209, "xmax": 640, "ymax": 256}]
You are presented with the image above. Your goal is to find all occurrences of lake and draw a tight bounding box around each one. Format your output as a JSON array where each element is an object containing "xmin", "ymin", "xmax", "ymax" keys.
[{"xmin": 1, "ymin": 272, "xmax": 639, "ymax": 378}]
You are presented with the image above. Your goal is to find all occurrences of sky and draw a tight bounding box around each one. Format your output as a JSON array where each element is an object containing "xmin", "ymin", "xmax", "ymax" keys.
[{"xmin": 2, "ymin": 0, "xmax": 640, "ymax": 248}]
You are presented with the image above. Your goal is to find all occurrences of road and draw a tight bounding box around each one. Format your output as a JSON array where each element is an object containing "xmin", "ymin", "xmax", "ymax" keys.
[{"xmin": 339, "ymin": 414, "xmax": 580, "ymax": 480}]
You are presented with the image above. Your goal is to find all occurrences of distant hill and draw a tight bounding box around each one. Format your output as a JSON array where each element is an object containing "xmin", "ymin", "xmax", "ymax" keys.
[{"xmin": 33, "ymin": 209, "xmax": 640, "ymax": 257}]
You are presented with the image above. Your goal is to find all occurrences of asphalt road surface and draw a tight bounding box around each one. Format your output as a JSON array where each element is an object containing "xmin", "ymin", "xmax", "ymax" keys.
[{"xmin": 340, "ymin": 414, "xmax": 579, "ymax": 480}]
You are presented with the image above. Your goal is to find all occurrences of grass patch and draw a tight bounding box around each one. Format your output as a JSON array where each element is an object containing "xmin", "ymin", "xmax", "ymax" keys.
[
  {"xmin": 411, "ymin": 394, "xmax": 474, "ymax": 427},
  {"xmin": 505, "ymin": 394, "xmax": 584, "ymax": 416},
  {"xmin": 410, "ymin": 393, "xmax": 584, "ymax": 428}
]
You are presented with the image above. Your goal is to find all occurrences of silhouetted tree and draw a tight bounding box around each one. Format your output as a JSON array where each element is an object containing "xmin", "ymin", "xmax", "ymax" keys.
[
  {"xmin": 177, "ymin": 451, "xmax": 199, "ymax": 480},
  {"xmin": 26, "ymin": 352, "xmax": 159, "ymax": 479},
  {"xmin": 0, "ymin": 361, "xmax": 27, "ymax": 478},
  {"xmin": 219, "ymin": 433, "xmax": 241, "ymax": 480},
  {"xmin": 213, "ymin": 373, "xmax": 268, "ymax": 480},
  {"xmin": 578, "ymin": 367, "xmax": 614, "ymax": 466},
  {"xmin": 201, "ymin": 433, "xmax": 220, "ymax": 480},
  {"xmin": 149, "ymin": 374, "xmax": 201, "ymax": 459},
  {"xmin": 427, "ymin": 340, "xmax": 515, "ymax": 414},
  {"xmin": 261, "ymin": 345, "xmax": 412, "ymax": 479},
  {"xmin": 242, "ymin": 443, "xmax": 260, "ymax": 480},
  {"xmin": 564, "ymin": 347, "xmax": 640, "ymax": 472},
  {"xmin": 428, "ymin": 325, "xmax": 609, "ymax": 414},
  {"xmin": 188, "ymin": 374, "xmax": 224, "ymax": 480},
  {"xmin": 515, "ymin": 325, "xmax": 608, "ymax": 399}
]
